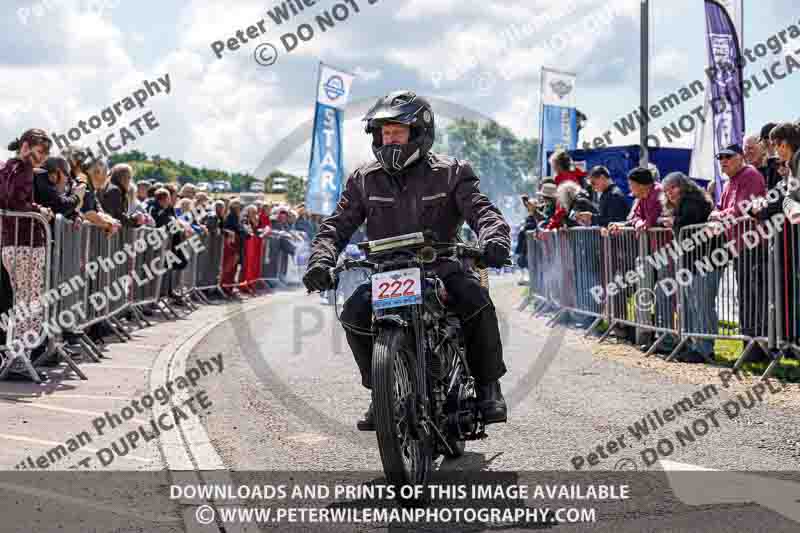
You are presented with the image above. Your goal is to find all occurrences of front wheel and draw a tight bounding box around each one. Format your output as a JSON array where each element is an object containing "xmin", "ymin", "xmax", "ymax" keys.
[{"xmin": 372, "ymin": 328, "xmax": 432, "ymax": 505}]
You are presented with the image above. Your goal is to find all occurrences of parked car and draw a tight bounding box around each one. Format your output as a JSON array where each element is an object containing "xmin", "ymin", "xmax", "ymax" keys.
[
  {"xmin": 250, "ymin": 181, "xmax": 265, "ymax": 192},
  {"xmin": 196, "ymin": 182, "xmax": 210, "ymax": 192}
]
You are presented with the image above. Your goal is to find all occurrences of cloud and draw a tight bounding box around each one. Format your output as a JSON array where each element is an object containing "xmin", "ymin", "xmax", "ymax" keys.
[{"xmin": 353, "ymin": 66, "xmax": 382, "ymax": 82}]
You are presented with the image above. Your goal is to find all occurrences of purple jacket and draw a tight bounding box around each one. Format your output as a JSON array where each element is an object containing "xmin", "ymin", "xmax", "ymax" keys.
[
  {"xmin": 0, "ymin": 158, "xmax": 46, "ymax": 247},
  {"xmin": 627, "ymin": 182, "xmax": 663, "ymax": 229}
]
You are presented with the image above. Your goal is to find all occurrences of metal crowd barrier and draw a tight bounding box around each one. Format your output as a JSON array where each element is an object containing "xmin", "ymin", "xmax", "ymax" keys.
[
  {"xmin": 775, "ymin": 219, "xmax": 800, "ymax": 371},
  {"xmin": 546, "ymin": 227, "xmax": 606, "ymax": 331},
  {"xmin": 523, "ymin": 219, "xmax": 796, "ymax": 379},
  {"xmin": 195, "ymin": 230, "xmax": 225, "ymax": 297},
  {"xmin": 0, "ymin": 210, "xmax": 57, "ymax": 382},
  {"xmin": 1, "ymin": 209, "xmax": 300, "ymax": 382},
  {"xmin": 525, "ymin": 230, "xmax": 561, "ymax": 316}
]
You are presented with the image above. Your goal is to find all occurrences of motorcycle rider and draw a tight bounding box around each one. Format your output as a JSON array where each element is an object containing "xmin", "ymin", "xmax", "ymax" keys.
[{"xmin": 302, "ymin": 91, "xmax": 511, "ymax": 431}]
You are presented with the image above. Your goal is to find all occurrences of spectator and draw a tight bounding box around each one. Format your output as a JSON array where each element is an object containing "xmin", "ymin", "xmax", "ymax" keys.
[
  {"xmin": 220, "ymin": 198, "xmax": 243, "ymax": 297},
  {"xmin": 744, "ymin": 134, "xmax": 765, "ymax": 167},
  {"xmin": 206, "ymin": 200, "xmax": 226, "ymax": 235},
  {"xmin": 179, "ymin": 183, "xmax": 196, "ymax": 200},
  {"xmin": 709, "ymin": 143, "xmax": 769, "ymax": 360},
  {"xmin": 195, "ymin": 192, "xmax": 210, "ymax": 214},
  {"xmin": 102, "ymin": 164, "xmax": 145, "ymax": 227},
  {"xmin": 549, "ymin": 149, "xmax": 588, "ymax": 189},
  {"xmin": 514, "ymin": 195, "xmax": 542, "ymax": 284},
  {"xmin": 149, "ymin": 188, "xmax": 188, "ymax": 305},
  {"xmin": 257, "ymin": 202, "xmax": 272, "ymax": 236},
  {"xmin": 533, "ymin": 183, "xmax": 558, "ymax": 229},
  {"xmin": 34, "ymin": 156, "xmax": 85, "ymax": 218},
  {"xmin": 81, "ymin": 159, "xmax": 121, "ymax": 234},
  {"xmin": 294, "ymin": 203, "xmax": 315, "ymax": 240},
  {"xmin": 770, "ymin": 122, "xmax": 800, "ymax": 224},
  {"xmin": 547, "ymin": 181, "xmax": 597, "ymax": 229},
  {"xmin": 709, "ymin": 144, "xmax": 766, "ymax": 223},
  {"xmin": 578, "ymin": 165, "xmax": 630, "ymax": 227},
  {"xmin": 271, "ymin": 205, "xmax": 291, "ymax": 231},
  {"xmin": 770, "ymin": 122, "xmax": 800, "ymax": 355},
  {"xmin": 661, "ymin": 172, "xmax": 721, "ymax": 363},
  {"xmin": 136, "ymin": 180, "xmax": 151, "ymax": 203},
  {"xmin": 749, "ymin": 123, "xmax": 784, "ymax": 221},
  {"xmin": 241, "ymin": 204, "xmax": 264, "ymax": 294},
  {"xmin": 165, "ymin": 183, "xmax": 178, "ymax": 207},
  {"xmin": 609, "ymin": 166, "xmax": 671, "ymax": 350},
  {"xmin": 0, "ymin": 129, "xmax": 53, "ymax": 378},
  {"xmin": 176, "ymin": 198, "xmax": 204, "ymax": 236},
  {"xmin": 610, "ymin": 167, "xmax": 663, "ymax": 235}
]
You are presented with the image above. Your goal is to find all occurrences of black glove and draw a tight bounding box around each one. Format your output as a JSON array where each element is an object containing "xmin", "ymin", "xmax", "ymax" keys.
[
  {"xmin": 303, "ymin": 263, "xmax": 334, "ymax": 292},
  {"xmin": 483, "ymin": 242, "xmax": 509, "ymax": 268}
]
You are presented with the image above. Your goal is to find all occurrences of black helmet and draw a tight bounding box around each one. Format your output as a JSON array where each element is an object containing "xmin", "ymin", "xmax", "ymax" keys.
[{"xmin": 363, "ymin": 90, "xmax": 435, "ymax": 175}]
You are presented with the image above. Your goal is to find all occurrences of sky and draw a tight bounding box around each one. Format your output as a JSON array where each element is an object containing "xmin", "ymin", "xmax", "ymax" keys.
[{"xmin": 0, "ymin": 0, "xmax": 797, "ymax": 178}]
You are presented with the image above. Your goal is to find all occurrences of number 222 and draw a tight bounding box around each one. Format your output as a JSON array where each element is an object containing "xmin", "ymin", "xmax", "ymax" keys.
[{"xmin": 377, "ymin": 279, "xmax": 415, "ymax": 299}]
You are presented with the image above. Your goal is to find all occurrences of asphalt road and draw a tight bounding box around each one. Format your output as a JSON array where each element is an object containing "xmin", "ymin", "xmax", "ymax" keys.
[{"xmin": 189, "ymin": 277, "xmax": 800, "ymax": 532}]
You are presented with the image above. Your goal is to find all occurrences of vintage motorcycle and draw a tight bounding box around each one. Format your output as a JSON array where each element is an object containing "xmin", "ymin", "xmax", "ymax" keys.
[{"xmin": 328, "ymin": 232, "xmax": 498, "ymax": 504}]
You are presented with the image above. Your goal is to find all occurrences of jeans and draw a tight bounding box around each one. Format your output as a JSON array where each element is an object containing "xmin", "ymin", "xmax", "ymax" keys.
[{"xmin": 683, "ymin": 269, "xmax": 721, "ymax": 357}]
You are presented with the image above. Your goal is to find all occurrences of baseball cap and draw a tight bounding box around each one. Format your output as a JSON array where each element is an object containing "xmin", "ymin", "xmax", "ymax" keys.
[{"xmin": 715, "ymin": 144, "xmax": 744, "ymax": 159}]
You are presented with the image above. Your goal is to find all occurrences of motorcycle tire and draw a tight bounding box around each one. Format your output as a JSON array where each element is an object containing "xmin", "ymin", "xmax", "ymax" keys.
[{"xmin": 372, "ymin": 327, "xmax": 432, "ymax": 506}]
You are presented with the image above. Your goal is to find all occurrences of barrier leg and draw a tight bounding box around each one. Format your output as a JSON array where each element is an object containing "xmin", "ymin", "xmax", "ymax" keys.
[
  {"xmin": 644, "ymin": 332, "xmax": 667, "ymax": 357},
  {"xmin": 664, "ymin": 337, "xmax": 690, "ymax": 362},
  {"xmin": 597, "ymin": 320, "xmax": 618, "ymax": 344},
  {"xmin": 106, "ymin": 320, "xmax": 127, "ymax": 343},
  {"xmin": 133, "ymin": 305, "xmax": 152, "ymax": 328},
  {"xmin": 760, "ymin": 352, "xmax": 784, "ymax": 380},
  {"xmin": 159, "ymin": 299, "xmax": 181, "ymax": 319},
  {"xmin": 110, "ymin": 316, "xmax": 133, "ymax": 340},
  {"xmin": 56, "ymin": 345, "xmax": 88, "ymax": 380},
  {"xmin": 127, "ymin": 307, "xmax": 145, "ymax": 330},
  {"xmin": 0, "ymin": 352, "xmax": 41, "ymax": 383},
  {"xmin": 584, "ymin": 316, "xmax": 603, "ymax": 338},
  {"xmin": 194, "ymin": 289, "xmax": 211, "ymax": 305},
  {"xmin": 733, "ymin": 339, "xmax": 757, "ymax": 370},
  {"xmin": 545, "ymin": 309, "xmax": 565, "ymax": 328},
  {"xmin": 78, "ymin": 333, "xmax": 104, "ymax": 359},
  {"xmin": 74, "ymin": 336, "xmax": 100, "ymax": 363}
]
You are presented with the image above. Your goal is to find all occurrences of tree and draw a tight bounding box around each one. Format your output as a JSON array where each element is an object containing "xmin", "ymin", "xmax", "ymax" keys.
[{"xmin": 433, "ymin": 119, "xmax": 539, "ymax": 200}]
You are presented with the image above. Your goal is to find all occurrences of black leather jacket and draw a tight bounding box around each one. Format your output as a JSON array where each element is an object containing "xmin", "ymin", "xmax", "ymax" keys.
[{"xmin": 308, "ymin": 152, "xmax": 510, "ymax": 269}]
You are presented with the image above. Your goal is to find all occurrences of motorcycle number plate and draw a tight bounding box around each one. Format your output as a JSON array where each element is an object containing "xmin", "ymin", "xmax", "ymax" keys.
[{"xmin": 371, "ymin": 268, "xmax": 422, "ymax": 310}]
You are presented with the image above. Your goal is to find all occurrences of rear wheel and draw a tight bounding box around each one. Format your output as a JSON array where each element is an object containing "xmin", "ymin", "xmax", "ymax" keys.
[{"xmin": 372, "ymin": 328, "xmax": 432, "ymax": 505}]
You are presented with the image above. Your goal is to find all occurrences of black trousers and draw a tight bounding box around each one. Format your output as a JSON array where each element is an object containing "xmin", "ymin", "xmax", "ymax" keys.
[{"xmin": 340, "ymin": 268, "xmax": 507, "ymax": 390}]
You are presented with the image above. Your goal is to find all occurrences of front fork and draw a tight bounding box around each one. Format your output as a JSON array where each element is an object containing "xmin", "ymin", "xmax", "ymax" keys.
[{"xmin": 411, "ymin": 305, "xmax": 430, "ymax": 440}]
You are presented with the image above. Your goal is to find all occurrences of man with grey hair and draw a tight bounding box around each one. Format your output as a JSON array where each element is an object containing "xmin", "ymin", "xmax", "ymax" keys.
[{"xmin": 743, "ymin": 134, "xmax": 765, "ymax": 167}]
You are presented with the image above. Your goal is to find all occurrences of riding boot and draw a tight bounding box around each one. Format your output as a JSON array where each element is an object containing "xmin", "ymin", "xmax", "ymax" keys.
[
  {"xmin": 476, "ymin": 380, "xmax": 507, "ymax": 424},
  {"xmin": 356, "ymin": 400, "xmax": 375, "ymax": 431}
]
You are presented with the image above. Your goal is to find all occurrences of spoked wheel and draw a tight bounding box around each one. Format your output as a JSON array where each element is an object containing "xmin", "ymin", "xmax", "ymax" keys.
[{"xmin": 372, "ymin": 328, "xmax": 432, "ymax": 506}]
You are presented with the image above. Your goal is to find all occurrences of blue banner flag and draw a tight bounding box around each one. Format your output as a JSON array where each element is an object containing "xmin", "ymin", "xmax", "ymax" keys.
[
  {"xmin": 539, "ymin": 67, "xmax": 578, "ymax": 177},
  {"xmin": 305, "ymin": 63, "xmax": 355, "ymax": 215}
]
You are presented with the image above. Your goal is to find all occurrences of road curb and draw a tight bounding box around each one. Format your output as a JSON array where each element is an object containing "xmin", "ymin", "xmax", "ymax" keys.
[{"xmin": 149, "ymin": 294, "xmax": 297, "ymax": 533}]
